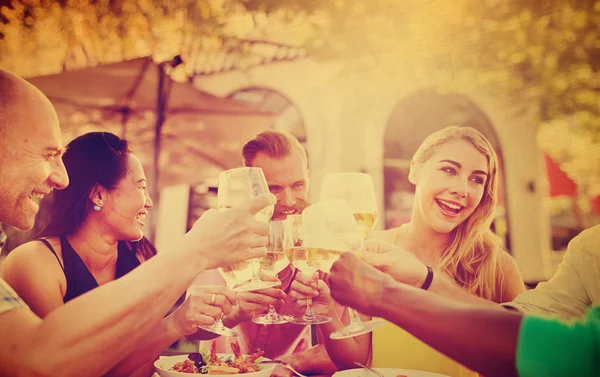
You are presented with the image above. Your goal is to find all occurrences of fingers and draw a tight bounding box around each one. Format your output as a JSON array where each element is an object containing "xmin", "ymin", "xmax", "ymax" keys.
[
  {"xmin": 361, "ymin": 251, "xmax": 386, "ymax": 267},
  {"xmin": 248, "ymin": 234, "xmax": 269, "ymax": 248},
  {"xmin": 290, "ymin": 280, "xmax": 318, "ymax": 297},
  {"xmin": 257, "ymin": 271, "xmax": 282, "ymax": 284},
  {"xmin": 189, "ymin": 313, "xmax": 218, "ymax": 328},
  {"xmin": 252, "ymin": 220, "xmax": 271, "ymax": 236},
  {"xmin": 330, "ymin": 252, "xmax": 360, "ymax": 276},
  {"xmin": 363, "ymin": 240, "xmax": 387, "ymax": 254},
  {"xmin": 295, "ymin": 271, "xmax": 318, "ymax": 287},
  {"xmin": 238, "ymin": 289, "xmax": 286, "ymax": 305},
  {"xmin": 235, "ymin": 193, "xmax": 277, "ymax": 216},
  {"xmin": 187, "ymin": 290, "xmax": 233, "ymax": 316},
  {"xmin": 201, "ymin": 286, "xmax": 237, "ymax": 306},
  {"xmin": 249, "ymin": 246, "xmax": 268, "ymax": 259},
  {"xmin": 250, "ymin": 287, "xmax": 286, "ymax": 299},
  {"xmin": 239, "ymin": 301, "xmax": 273, "ymax": 314}
]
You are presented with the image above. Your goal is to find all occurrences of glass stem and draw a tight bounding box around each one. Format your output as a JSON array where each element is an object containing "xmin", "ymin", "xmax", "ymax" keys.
[
  {"xmin": 214, "ymin": 313, "xmax": 225, "ymax": 329},
  {"xmin": 303, "ymin": 296, "xmax": 316, "ymax": 321},
  {"xmin": 348, "ymin": 308, "xmax": 364, "ymax": 329}
]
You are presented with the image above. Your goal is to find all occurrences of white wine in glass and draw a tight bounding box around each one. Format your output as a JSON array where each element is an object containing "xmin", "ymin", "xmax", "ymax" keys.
[
  {"xmin": 353, "ymin": 212, "xmax": 378, "ymax": 240},
  {"xmin": 253, "ymin": 221, "xmax": 293, "ymax": 325},
  {"xmin": 303, "ymin": 247, "xmax": 343, "ymax": 274},
  {"xmin": 320, "ymin": 173, "xmax": 386, "ymax": 340},
  {"xmin": 218, "ymin": 167, "xmax": 279, "ymax": 292},
  {"xmin": 284, "ymin": 215, "xmax": 332, "ymax": 325}
]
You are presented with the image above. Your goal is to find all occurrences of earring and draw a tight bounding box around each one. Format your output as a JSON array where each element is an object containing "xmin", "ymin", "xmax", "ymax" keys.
[{"xmin": 93, "ymin": 200, "xmax": 103, "ymax": 212}]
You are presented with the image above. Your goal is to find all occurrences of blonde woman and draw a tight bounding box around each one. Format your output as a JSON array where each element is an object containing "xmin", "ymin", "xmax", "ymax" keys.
[{"xmin": 289, "ymin": 126, "xmax": 525, "ymax": 372}]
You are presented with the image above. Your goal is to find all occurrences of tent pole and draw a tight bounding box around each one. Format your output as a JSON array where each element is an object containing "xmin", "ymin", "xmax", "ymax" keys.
[{"xmin": 150, "ymin": 62, "xmax": 169, "ymax": 242}]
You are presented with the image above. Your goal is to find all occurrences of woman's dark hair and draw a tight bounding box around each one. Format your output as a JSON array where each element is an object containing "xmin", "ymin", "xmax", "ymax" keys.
[
  {"xmin": 38, "ymin": 132, "xmax": 132, "ymax": 238},
  {"xmin": 129, "ymin": 236, "xmax": 158, "ymax": 260}
]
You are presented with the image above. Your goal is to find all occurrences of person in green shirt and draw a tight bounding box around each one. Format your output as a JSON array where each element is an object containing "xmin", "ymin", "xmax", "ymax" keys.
[{"xmin": 328, "ymin": 252, "xmax": 599, "ymax": 377}]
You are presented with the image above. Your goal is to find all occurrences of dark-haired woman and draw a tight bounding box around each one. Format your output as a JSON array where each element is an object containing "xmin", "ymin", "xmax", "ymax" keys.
[{"xmin": 3, "ymin": 132, "xmax": 235, "ymax": 377}]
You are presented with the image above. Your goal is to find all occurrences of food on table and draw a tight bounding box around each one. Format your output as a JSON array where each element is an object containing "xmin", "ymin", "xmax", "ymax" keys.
[{"xmin": 170, "ymin": 341, "xmax": 264, "ymax": 374}]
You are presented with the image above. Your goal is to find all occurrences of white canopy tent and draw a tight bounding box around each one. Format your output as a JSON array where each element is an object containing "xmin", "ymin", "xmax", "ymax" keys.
[{"xmin": 27, "ymin": 57, "xmax": 276, "ymax": 198}]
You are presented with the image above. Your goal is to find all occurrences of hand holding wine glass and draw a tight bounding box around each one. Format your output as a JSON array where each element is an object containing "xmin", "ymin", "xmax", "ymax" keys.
[
  {"xmin": 287, "ymin": 201, "xmax": 363, "ymax": 325},
  {"xmin": 319, "ymin": 172, "xmax": 386, "ymax": 339},
  {"xmin": 253, "ymin": 221, "xmax": 294, "ymax": 325},
  {"xmin": 290, "ymin": 271, "xmax": 335, "ymax": 318},
  {"xmin": 181, "ymin": 285, "xmax": 237, "ymax": 334},
  {"xmin": 188, "ymin": 193, "xmax": 274, "ymax": 270},
  {"xmin": 199, "ymin": 167, "xmax": 276, "ymax": 337},
  {"xmin": 362, "ymin": 240, "xmax": 429, "ymax": 287},
  {"xmin": 217, "ymin": 167, "xmax": 280, "ymax": 292}
]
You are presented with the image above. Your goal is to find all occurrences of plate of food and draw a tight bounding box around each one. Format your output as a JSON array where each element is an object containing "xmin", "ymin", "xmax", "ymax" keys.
[
  {"xmin": 155, "ymin": 342, "xmax": 275, "ymax": 377},
  {"xmin": 333, "ymin": 368, "xmax": 450, "ymax": 377}
]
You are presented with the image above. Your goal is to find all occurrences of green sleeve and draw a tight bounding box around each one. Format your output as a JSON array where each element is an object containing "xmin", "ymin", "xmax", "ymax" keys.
[{"xmin": 516, "ymin": 306, "xmax": 600, "ymax": 377}]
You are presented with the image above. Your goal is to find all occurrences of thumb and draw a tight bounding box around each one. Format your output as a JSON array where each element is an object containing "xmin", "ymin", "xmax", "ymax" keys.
[
  {"xmin": 362, "ymin": 252, "xmax": 388, "ymax": 268},
  {"xmin": 316, "ymin": 279, "xmax": 329, "ymax": 294},
  {"xmin": 363, "ymin": 240, "xmax": 389, "ymax": 254},
  {"xmin": 235, "ymin": 193, "xmax": 276, "ymax": 215},
  {"xmin": 258, "ymin": 271, "xmax": 281, "ymax": 284}
]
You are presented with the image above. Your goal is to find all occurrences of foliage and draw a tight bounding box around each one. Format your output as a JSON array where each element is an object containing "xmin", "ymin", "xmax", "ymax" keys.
[{"xmin": 1, "ymin": 0, "xmax": 599, "ymax": 215}]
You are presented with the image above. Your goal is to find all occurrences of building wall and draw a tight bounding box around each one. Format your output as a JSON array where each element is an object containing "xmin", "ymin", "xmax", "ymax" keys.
[{"xmin": 193, "ymin": 58, "xmax": 552, "ymax": 282}]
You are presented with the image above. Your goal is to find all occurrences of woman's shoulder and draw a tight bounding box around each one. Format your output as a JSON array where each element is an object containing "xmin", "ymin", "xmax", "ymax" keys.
[
  {"xmin": 2, "ymin": 238, "xmax": 65, "ymax": 291},
  {"xmin": 6, "ymin": 237, "xmax": 63, "ymax": 264}
]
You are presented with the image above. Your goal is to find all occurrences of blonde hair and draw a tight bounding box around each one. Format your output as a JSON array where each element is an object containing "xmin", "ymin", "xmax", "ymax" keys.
[
  {"xmin": 412, "ymin": 126, "xmax": 505, "ymax": 301},
  {"xmin": 241, "ymin": 130, "xmax": 307, "ymax": 167}
]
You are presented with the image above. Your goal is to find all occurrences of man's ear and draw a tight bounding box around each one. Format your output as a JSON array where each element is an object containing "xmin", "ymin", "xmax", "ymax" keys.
[
  {"xmin": 408, "ymin": 160, "xmax": 420, "ymax": 185},
  {"xmin": 89, "ymin": 184, "xmax": 107, "ymax": 208}
]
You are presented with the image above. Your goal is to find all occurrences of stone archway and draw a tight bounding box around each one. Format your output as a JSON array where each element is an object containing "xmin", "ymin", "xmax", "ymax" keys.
[
  {"xmin": 226, "ymin": 86, "xmax": 307, "ymax": 146},
  {"xmin": 383, "ymin": 88, "xmax": 511, "ymax": 249}
]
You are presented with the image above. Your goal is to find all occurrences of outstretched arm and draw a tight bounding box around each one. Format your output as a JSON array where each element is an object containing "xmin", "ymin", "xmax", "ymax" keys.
[
  {"xmin": 329, "ymin": 253, "xmax": 521, "ymax": 377},
  {"xmin": 0, "ymin": 247, "xmax": 208, "ymax": 377},
  {"xmin": 0, "ymin": 193, "xmax": 275, "ymax": 377}
]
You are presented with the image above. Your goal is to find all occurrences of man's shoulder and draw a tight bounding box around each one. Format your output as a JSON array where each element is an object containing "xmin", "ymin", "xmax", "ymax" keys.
[{"xmin": 567, "ymin": 225, "xmax": 600, "ymax": 256}]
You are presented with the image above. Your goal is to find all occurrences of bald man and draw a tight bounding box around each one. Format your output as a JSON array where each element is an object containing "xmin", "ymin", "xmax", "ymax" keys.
[
  {"xmin": 0, "ymin": 69, "xmax": 70, "ymax": 229},
  {"xmin": 0, "ymin": 70, "xmax": 274, "ymax": 377}
]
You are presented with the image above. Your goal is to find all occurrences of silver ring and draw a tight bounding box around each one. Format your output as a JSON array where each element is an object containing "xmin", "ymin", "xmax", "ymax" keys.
[{"xmin": 210, "ymin": 293, "xmax": 217, "ymax": 305}]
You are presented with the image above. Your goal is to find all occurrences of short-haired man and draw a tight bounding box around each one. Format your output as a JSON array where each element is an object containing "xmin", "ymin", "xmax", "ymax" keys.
[
  {"xmin": 0, "ymin": 69, "xmax": 273, "ymax": 377},
  {"xmin": 193, "ymin": 130, "xmax": 342, "ymax": 377},
  {"xmin": 241, "ymin": 130, "xmax": 309, "ymax": 220}
]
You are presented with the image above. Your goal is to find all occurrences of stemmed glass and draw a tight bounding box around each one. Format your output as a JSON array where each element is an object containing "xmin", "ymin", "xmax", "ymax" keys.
[
  {"xmin": 252, "ymin": 221, "xmax": 294, "ymax": 325},
  {"xmin": 198, "ymin": 167, "xmax": 276, "ymax": 337},
  {"xmin": 284, "ymin": 214, "xmax": 332, "ymax": 325},
  {"xmin": 188, "ymin": 284, "xmax": 239, "ymax": 337},
  {"xmin": 320, "ymin": 172, "xmax": 386, "ymax": 339},
  {"xmin": 217, "ymin": 167, "xmax": 279, "ymax": 293}
]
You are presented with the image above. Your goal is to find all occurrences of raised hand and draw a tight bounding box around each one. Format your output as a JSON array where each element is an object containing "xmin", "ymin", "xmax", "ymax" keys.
[
  {"xmin": 225, "ymin": 273, "xmax": 286, "ymax": 325},
  {"xmin": 362, "ymin": 240, "xmax": 428, "ymax": 287},
  {"xmin": 289, "ymin": 271, "xmax": 334, "ymax": 317},
  {"xmin": 185, "ymin": 193, "xmax": 276, "ymax": 270},
  {"xmin": 329, "ymin": 253, "xmax": 394, "ymax": 317},
  {"xmin": 171, "ymin": 286, "xmax": 237, "ymax": 335}
]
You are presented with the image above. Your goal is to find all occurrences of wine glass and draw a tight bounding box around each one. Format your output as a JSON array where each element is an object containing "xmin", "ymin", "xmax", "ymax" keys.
[
  {"xmin": 189, "ymin": 284, "xmax": 239, "ymax": 337},
  {"xmin": 320, "ymin": 173, "xmax": 386, "ymax": 339},
  {"xmin": 217, "ymin": 167, "xmax": 280, "ymax": 292},
  {"xmin": 252, "ymin": 221, "xmax": 294, "ymax": 325},
  {"xmin": 283, "ymin": 214, "xmax": 332, "ymax": 325}
]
